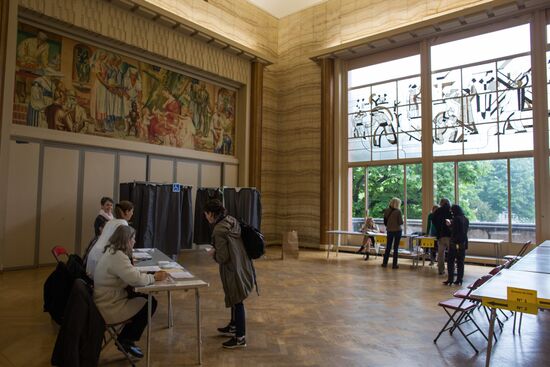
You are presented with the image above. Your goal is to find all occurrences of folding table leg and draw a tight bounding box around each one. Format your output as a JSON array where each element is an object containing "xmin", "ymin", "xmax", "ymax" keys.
[{"xmin": 485, "ymin": 308, "xmax": 497, "ymax": 367}]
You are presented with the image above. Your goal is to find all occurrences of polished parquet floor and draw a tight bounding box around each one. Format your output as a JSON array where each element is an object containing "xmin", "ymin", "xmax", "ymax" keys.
[{"xmin": 1, "ymin": 247, "xmax": 549, "ymax": 367}]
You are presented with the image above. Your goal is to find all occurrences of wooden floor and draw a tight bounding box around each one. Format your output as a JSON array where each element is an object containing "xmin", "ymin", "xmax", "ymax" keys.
[{"xmin": 1, "ymin": 247, "xmax": 549, "ymax": 366}]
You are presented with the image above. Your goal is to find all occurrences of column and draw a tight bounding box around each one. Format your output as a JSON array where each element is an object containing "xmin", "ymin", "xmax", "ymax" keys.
[
  {"xmin": 320, "ymin": 57, "xmax": 335, "ymax": 245},
  {"xmin": 249, "ymin": 61, "xmax": 264, "ymax": 191},
  {"xmin": 420, "ymin": 40, "xmax": 434, "ymax": 227}
]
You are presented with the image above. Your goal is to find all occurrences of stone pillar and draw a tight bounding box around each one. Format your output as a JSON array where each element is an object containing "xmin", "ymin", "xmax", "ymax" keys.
[
  {"xmin": 320, "ymin": 58, "xmax": 335, "ymax": 245},
  {"xmin": 249, "ymin": 61, "xmax": 264, "ymax": 191}
]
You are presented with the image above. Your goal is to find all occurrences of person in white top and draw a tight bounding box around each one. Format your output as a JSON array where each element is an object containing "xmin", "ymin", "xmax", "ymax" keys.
[
  {"xmin": 94, "ymin": 225, "xmax": 167, "ymax": 359},
  {"xmin": 86, "ymin": 200, "xmax": 134, "ymax": 277}
]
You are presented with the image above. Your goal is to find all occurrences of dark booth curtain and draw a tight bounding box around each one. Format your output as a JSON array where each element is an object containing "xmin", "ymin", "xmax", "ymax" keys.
[
  {"xmin": 193, "ymin": 188, "xmax": 223, "ymax": 244},
  {"xmin": 119, "ymin": 182, "xmax": 193, "ymax": 257},
  {"xmin": 223, "ymin": 188, "xmax": 262, "ymax": 230}
]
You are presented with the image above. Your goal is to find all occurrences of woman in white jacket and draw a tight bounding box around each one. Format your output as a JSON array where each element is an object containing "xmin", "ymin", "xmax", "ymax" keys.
[
  {"xmin": 94, "ymin": 225, "xmax": 167, "ymax": 358},
  {"xmin": 86, "ymin": 200, "xmax": 134, "ymax": 277}
]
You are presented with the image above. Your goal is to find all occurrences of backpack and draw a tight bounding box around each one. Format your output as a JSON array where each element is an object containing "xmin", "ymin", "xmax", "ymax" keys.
[{"xmin": 239, "ymin": 221, "xmax": 265, "ymax": 260}]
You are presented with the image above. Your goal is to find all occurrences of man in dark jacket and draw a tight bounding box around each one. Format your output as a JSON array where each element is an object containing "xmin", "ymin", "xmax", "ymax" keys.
[{"xmin": 432, "ymin": 198, "xmax": 452, "ymax": 275}]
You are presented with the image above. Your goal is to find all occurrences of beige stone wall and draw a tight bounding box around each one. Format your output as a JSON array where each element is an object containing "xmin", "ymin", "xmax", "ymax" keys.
[
  {"xmin": 19, "ymin": 0, "xmax": 250, "ymax": 84},
  {"xmin": 272, "ymin": 0, "xmax": 506, "ymax": 246},
  {"xmin": 145, "ymin": 0, "xmax": 278, "ymax": 60}
]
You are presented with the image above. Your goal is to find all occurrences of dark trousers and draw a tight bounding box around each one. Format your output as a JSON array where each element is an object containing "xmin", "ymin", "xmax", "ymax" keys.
[
  {"xmin": 119, "ymin": 295, "xmax": 157, "ymax": 342},
  {"xmin": 383, "ymin": 230, "xmax": 402, "ymax": 267},
  {"xmin": 447, "ymin": 243, "xmax": 466, "ymax": 283},
  {"xmin": 229, "ymin": 302, "xmax": 246, "ymax": 338}
]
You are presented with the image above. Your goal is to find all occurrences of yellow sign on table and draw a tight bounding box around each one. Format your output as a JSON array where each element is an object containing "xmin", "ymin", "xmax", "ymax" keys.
[
  {"xmin": 482, "ymin": 287, "xmax": 539, "ymax": 315},
  {"xmin": 421, "ymin": 238, "xmax": 435, "ymax": 248},
  {"xmin": 375, "ymin": 235, "xmax": 387, "ymax": 245}
]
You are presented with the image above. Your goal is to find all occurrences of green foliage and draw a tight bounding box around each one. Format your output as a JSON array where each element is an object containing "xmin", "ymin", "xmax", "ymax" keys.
[{"xmin": 352, "ymin": 158, "xmax": 535, "ymax": 224}]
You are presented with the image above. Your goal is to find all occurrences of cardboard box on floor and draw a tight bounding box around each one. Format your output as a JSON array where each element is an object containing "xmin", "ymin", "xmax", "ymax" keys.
[{"xmin": 282, "ymin": 230, "xmax": 299, "ymax": 259}]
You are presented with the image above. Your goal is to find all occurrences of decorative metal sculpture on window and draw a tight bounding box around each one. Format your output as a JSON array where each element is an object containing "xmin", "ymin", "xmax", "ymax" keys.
[
  {"xmin": 348, "ymin": 77, "xmax": 422, "ymax": 162},
  {"xmin": 432, "ymin": 55, "xmax": 533, "ymax": 156}
]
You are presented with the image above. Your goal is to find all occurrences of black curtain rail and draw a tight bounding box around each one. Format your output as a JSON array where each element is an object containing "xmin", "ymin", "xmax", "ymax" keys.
[{"xmin": 130, "ymin": 181, "xmax": 193, "ymax": 188}]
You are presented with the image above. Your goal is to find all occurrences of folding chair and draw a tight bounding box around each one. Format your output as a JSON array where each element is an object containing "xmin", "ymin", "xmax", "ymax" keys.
[
  {"xmin": 102, "ymin": 320, "xmax": 137, "ymax": 366},
  {"xmin": 503, "ymin": 241, "xmax": 531, "ymax": 263},
  {"xmin": 51, "ymin": 246, "xmax": 69, "ymax": 263},
  {"xmin": 434, "ymin": 276, "xmax": 490, "ymax": 353}
]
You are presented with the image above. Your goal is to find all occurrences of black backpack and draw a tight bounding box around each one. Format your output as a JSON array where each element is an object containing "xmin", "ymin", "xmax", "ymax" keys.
[{"xmin": 239, "ymin": 221, "xmax": 265, "ymax": 260}]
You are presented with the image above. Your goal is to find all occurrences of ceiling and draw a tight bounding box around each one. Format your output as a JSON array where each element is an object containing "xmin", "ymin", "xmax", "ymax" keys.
[{"xmin": 246, "ymin": 0, "xmax": 327, "ymax": 19}]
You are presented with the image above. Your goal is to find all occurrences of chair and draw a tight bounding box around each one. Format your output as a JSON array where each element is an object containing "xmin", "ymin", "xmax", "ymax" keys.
[
  {"xmin": 503, "ymin": 241, "xmax": 531, "ymax": 263},
  {"xmin": 102, "ymin": 320, "xmax": 137, "ymax": 366},
  {"xmin": 434, "ymin": 276, "xmax": 490, "ymax": 353},
  {"xmin": 51, "ymin": 246, "xmax": 69, "ymax": 263}
]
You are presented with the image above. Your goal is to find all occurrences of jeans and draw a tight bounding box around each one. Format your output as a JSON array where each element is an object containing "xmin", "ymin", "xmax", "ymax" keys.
[
  {"xmin": 119, "ymin": 295, "xmax": 157, "ymax": 342},
  {"xmin": 229, "ymin": 302, "xmax": 246, "ymax": 338},
  {"xmin": 383, "ymin": 230, "xmax": 402, "ymax": 267}
]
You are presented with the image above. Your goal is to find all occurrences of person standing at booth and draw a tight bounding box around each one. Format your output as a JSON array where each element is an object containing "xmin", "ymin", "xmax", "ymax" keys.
[
  {"xmin": 432, "ymin": 198, "xmax": 452, "ymax": 276},
  {"xmin": 382, "ymin": 198, "xmax": 404, "ymax": 269},
  {"xmin": 204, "ymin": 199, "xmax": 254, "ymax": 349},
  {"xmin": 443, "ymin": 204, "xmax": 469, "ymax": 286}
]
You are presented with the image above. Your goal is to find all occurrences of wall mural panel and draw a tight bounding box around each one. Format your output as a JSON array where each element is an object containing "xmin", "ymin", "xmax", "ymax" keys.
[{"xmin": 13, "ymin": 23, "xmax": 236, "ymax": 155}]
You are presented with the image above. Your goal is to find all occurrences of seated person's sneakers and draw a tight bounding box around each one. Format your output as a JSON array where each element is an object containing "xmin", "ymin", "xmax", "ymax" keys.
[
  {"xmin": 222, "ymin": 336, "xmax": 246, "ymax": 349},
  {"xmin": 117, "ymin": 340, "xmax": 144, "ymax": 359},
  {"xmin": 217, "ymin": 324, "xmax": 236, "ymax": 336}
]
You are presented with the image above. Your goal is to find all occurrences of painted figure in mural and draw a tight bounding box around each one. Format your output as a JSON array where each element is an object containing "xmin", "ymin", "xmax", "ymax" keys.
[
  {"xmin": 90, "ymin": 50, "xmax": 110, "ymax": 132},
  {"xmin": 17, "ymin": 31, "xmax": 50, "ymax": 71},
  {"xmin": 65, "ymin": 89, "xmax": 93, "ymax": 133},
  {"xmin": 74, "ymin": 45, "xmax": 91, "ymax": 84},
  {"xmin": 189, "ymin": 80, "xmax": 211, "ymax": 137},
  {"xmin": 27, "ymin": 76, "xmax": 53, "ymax": 128},
  {"xmin": 45, "ymin": 80, "xmax": 73, "ymax": 132},
  {"xmin": 126, "ymin": 101, "xmax": 140, "ymax": 136},
  {"xmin": 105, "ymin": 55, "xmax": 125, "ymax": 132},
  {"xmin": 123, "ymin": 67, "xmax": 142, "ymax": 117}
]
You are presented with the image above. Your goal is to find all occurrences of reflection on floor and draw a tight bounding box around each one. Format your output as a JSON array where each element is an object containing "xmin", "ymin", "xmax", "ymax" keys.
[{"xmin": 0, "ymin": 247, "xmax": 548, "ymax": 366}]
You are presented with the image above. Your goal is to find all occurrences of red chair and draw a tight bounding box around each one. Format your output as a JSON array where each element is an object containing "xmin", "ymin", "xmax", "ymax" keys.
[
  {"xmin": 503, "ymin": 240, "xmax": 531, "ymax": 263},
  {"xmin": 434, "ymin": 276, "xmax": 490, "ymax": 353},
  {"xmin": 51, "ymin": 246, "xmax": 69, "ymax": 263}
]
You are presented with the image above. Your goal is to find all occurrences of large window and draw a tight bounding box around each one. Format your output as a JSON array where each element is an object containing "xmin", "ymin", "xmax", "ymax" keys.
[
  {"xmin": 348, "ymin": 55, "xmax": 421, "ymax": 162},
  {"xmin": 431, "ymin": 24, "xmax": 533, "ymax": 157},
  {"xmin": 347, "ymin": 21, "xmax": 540, "ymax": 245}
]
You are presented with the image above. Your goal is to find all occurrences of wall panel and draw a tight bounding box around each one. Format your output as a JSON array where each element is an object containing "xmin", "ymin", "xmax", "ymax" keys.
[
  {"xmin": 39, "ymin": 146, "xmax": 79, "ymax": 264},
  {"xmin": 4, "ymin": 141, "xmax": 39, "ymax": 268},
  {"xmin": 80, "ymin": 150, "xmax": 116, "ymax": 250},
  {"xmin": 118, "ymin": 153, "xmax": 147, "ymax": 185},
  {"xmin": 223, "ymin": 164, "xmax": 239, "ymax": 187},
  {"xmin": 200, "ymin": 162, "xmax": 222, "ymax": 188},
  {"xmin": 149, "ymin": 157, "xmax": 175, "ymax": 183}
]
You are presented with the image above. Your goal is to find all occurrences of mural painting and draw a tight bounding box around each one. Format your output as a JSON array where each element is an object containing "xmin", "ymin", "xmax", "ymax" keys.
[{"xmin": 13, "ymin": 23, "xmax": 236, "ymax": 155}]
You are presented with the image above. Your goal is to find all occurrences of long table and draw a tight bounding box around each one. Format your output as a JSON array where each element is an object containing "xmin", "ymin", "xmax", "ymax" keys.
[
  {"xmin": 469, "ymin": 238, "xmax": 505, "ymax": 265},
  {"xmin": 134, "ymin": 249, "xmax": 209, "ymax": 366},
  {"xmin": 471, "ymin": 240, "xmax": 550, "ymax": 367},
  {"xmin": 326, "ymin": 230, "xmax": 412, "ymax": 260}
]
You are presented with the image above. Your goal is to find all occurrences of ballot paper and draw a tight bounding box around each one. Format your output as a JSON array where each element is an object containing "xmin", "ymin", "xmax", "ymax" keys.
[
  {"xmin": 169, "ymin": 270, "xmax": 194, "ymax": 280},
  {"xmin": 137, "ymin": 265, "xmax": 161, "ymax": 273},
  {"xmin": 158, "ymin": 261, "xmax": 183, "ymax": 269},
  {"xmin": 134, "ymin": 248, "xmax": 154, "ymax": 253}
]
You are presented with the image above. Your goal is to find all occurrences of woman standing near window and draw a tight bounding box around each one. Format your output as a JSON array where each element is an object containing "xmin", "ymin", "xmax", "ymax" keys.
[
  {"xmin": 443, "ymin": 204, "xmax": 469, "ymax": 286},
  {"xmin": 382, "ymin": 198, "xmax": 404, "ymax": 269}
]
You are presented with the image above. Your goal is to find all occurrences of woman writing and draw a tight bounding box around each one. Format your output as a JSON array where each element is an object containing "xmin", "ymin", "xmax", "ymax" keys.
[
  {"xmin": 94, "ymin": 225, "xmax": 167, "ymax": 358},
  {"xmin": 86, "ymin": 200, "xmax": 134, "ymax": 277},
  {"xmin": 357, "ymin": 216, "xmax": 379, "ymax": 260},
  {"xmin": 204, "ymin": 199, "xmax": 254, "ymax": 349},
  {"xmin": 443, "ymin": 204, "xmax": 469, "ymax": 286}
]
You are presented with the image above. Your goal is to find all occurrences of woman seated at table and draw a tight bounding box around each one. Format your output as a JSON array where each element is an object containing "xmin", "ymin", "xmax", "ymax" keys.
[
  {"xmin": 86, "ymin": 200, "xmax": 134, "ymax": 277},
  {"xmin": 94, "ymin": 225, "xmax": 167, "ymax": 358},
  {"xmin": 357, "ymin": 217, "xmax": 379, "ymax": 259}
]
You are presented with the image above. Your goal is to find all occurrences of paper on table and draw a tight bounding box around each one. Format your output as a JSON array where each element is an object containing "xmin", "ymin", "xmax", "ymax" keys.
[
  {"xmin": 169, "ymin": 270, "xmax": 194, "ymax": 279},
  {"xmin": 134, "ymin": 248, "xmax": 154, "ymax": 252},
  {"xmin": 137, "ymin": 265, "xmax": 161, "ymax": 272},
  {"xmin": 133, "ymin": 252, "xmax": 152, "ymax": 260},
  {"xmin": 158, "ymin": 261, "xmax": 183, "ymax": 269}
]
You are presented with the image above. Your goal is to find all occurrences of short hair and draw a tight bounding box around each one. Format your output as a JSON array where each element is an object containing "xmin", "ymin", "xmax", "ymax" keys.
[
  {"xmin": 114, "ymin": 200, "xmax": 134, "ymax": 219},
  {"xmin": 101, "ymin": 196, "xmax": 114, "ymax": 206},
  {"xmin": 439, "ymin": 198, "xmax": 451, "ymax": 207},
  {"xmin": 104, "ymin": 225, "xmax": 135, "ymax": 257},
  {"xmin": 389, "ymin": 197, "xmax": 401, "ymax": 209},
  {"xmin": 204, "ymin": 199, "xmax": 225, "ymax": 217}
]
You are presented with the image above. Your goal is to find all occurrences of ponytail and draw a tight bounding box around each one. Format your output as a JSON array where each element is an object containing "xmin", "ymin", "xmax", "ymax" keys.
[{"xmin": 114, "ymin": 200, "xmax": 134, "ymax": 219}]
